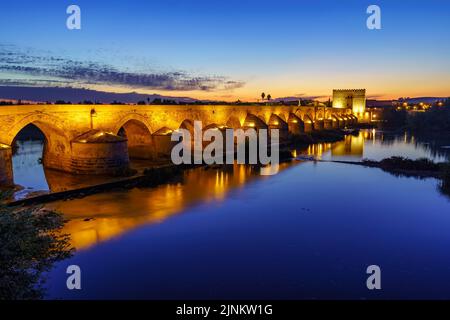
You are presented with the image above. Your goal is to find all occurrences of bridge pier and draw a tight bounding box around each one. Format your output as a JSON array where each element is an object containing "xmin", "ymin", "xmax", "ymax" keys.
[
  {"xmin": 333, "ymin": 115, "xmax": 345, "ymax": 128},
  {"xmin": 0, "ymin": 144, "xmax": 13, "ymax": 187},
  {"xmin": 118, "ymin": 120, "xmax": 153, "ymax": 160},
  {"xmin": 287, "ymin": 114, "xmax": 304, "ymax": 135},
  {"xmin": 70, "ymin": 130, "xmax": 130, "ymax": 175},
  {"xmin": 152, "ymin": 128, "xmax": 177, "ymax": 159},
  {"xmin": 268, "ymin": 114, "xmax": 289, "ymax": 141},
  {"xmin": 303, "ymin": 116, "xmax": 314, "ymax": 133},
  {"xmin": 324, "ymin": 119, "xmax": 333, "ymax": 130},
  {"xmin": 127, "ymin": 144, "xmax": 153, "ymax": 160},
  {"xmin": 331, "ymin": 118, "xmax": 339, "ymax": 129},
  {"xmin": 313, "ymin": 120, "xmax": 324, "ymax": 131}
]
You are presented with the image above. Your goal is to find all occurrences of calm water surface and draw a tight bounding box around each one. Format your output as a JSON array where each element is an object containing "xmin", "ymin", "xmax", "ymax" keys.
[{"xmin": 12, "ymin": 130, "xmax": 450, "ymax": 299}]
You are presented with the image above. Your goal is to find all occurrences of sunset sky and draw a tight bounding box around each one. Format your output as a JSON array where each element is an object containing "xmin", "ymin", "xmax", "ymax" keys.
[{"xmin": 0, "ymin": 0, "xmax": 449, "ymax": 101}]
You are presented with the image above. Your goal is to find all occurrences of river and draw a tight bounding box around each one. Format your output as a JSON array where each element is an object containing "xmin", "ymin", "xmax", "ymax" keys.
[{"xmin": 11, "ymin": 129, "xmax": 450, "ymax": 299}]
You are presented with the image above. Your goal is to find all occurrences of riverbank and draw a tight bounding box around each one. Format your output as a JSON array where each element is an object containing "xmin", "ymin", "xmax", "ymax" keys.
[
  {"xmin": 0, "ymin": 192, "xmax": 73, "ymax": 299},
  {"xmin": 373, "ymin": 104, "xmax": 450, "ymax": 135},
  {"xmin": 318, "ymin": 156, "xmax": 450, "ymax": 197}
]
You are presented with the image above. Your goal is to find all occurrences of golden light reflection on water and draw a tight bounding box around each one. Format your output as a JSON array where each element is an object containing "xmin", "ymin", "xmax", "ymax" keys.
[
  {"xmin": 303, "ymin": 132, "xmax": 369, "ymax": 159},
  {"xmin": 46, "ymin": 163, "xmax": 292, "ymax": 250},
  {"xmin": 330, "ymin": 134, "xmax": 364, "ymax": 157},
  {"xmin": 44, "ymin": 130, "xmax": 401, "ymax": 251}
]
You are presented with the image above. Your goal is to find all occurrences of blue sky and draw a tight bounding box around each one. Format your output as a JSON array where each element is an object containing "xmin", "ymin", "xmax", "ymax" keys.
[{"xmin": 0, "ymin": 0, "xmax": 449, "ymax": 101}]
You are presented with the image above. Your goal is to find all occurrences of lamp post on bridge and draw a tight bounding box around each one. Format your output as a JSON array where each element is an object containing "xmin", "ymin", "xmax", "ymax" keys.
[{"xmin": 90, "ymin": 108, "xmax": 97, "ymax": 130}]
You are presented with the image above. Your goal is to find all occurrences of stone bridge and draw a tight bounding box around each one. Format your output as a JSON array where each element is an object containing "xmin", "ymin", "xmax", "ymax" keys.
[{"xmin": 0, "ymin": 104, "xmax": 355, "ymax": 186}]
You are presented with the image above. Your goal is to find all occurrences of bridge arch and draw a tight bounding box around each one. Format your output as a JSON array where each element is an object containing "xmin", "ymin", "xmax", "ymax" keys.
[
  {"xmin": 179, "ymin": 119, "xmax": 195, "ymax": 134},
  {"xmin": 116, "ymin": 118, "xmax": 153, "ymax": 160},
  {"xmin": 153, "ymin": 127, "xmax": 174, "ymax": 135},
  {"xmin": 277, "ymin": 113, "xmax": 288, "ymax": 122},
  {"xmin": 316, "ymin": 109, "xmax": 324, "ymax": 120},
  {"xmin": 113, "ymin": 113, "xmax": 153, "ymax": 135},
  {"xmin": 288, "ymin": 113, "xmax": 304, "ymax": 135},
  {"xmin": 203, "ymin": 123, "xmax": 222, "ymax": 130},
  {"xmin": 303, "ymin": 114, "xmax": 314, "ymax": 132},
  {"xmin": 226, "ymin": 116, "xmax": 242, "ymax": 129},
  {"xmin": 293, "ymin": 108, "xmax": 304, "ymax": 121},
  {"xmin": 243, "ymin": 113, "xmax": 268, "ymax": 129},
  {"xmin": 6, "ymin": 112, "xmax": 72, "ymax": 172},
  {"xmin": 268, "ymin": 114, "xmax": 288, "ymax": 127},
  {"xmin": 5, "ymin": 112, "xmax": 70, "ymax": 146},
  {"xmin": 268, "ymin": 114, "xmax": 289, "ymax": 140}
]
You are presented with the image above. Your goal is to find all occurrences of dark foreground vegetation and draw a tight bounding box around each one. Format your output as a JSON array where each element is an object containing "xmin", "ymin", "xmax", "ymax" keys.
[
  {"xmin": 0, "ymin": 193, "xmax": 73, "ymax": 299},
  {"xmin": 442, "ymin": 164, "xmax": 450, "ymax": 195},
  {"xmin": 407, "ymin": 105, "xmax": 450, "ymax": 133},
  {"xmin": 363, "ymin": 156, "xmax": 441, "ymax": 172},
  {"xmin": 381, "ymin": 103, "xmax": 450, "ymax": 133},
  {"xmin": 361, "ymin": 157, "xmax": 450, "ymax": 197}
]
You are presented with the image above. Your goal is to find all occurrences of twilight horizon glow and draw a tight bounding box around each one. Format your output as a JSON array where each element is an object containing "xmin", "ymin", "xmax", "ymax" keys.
[{"xmin": 0, "ymin": 0, "xmax": 449, "ymax": 101}]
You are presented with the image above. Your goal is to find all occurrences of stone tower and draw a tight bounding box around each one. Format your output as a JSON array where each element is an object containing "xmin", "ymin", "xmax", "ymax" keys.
[{"xmin": 332, "ymin": 89, "xmax": 366, "ymax": 116}]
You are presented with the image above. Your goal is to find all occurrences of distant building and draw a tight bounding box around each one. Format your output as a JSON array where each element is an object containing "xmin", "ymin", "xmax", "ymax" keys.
[{"xmin": 332, "ymin": 89, "xmax": 366, "ymax": 115}]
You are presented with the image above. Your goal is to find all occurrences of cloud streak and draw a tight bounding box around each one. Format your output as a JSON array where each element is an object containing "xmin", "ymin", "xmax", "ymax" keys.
[{"xmin": 0, "ymin": 45, "xmax": 245, "ymax": 92}]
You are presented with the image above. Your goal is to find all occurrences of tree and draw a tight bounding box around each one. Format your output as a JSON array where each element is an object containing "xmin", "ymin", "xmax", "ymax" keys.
[
  {"xmin": 267, "ymin": 94, "xmax": 272, "ymax": 101},
  {"xmin": 444, "ymin": 97, "xmax": 450, "ymax": 107},
  {"xmin": 327, "ymin": 98, "xmax": 332, "ymax": 108},
  {"xmin": 0, "ymin": 192, "xmax": 73, "ymax": 299},
  {"xmin": 261, "ymin": 92, "xmax": 266, "ymax": 101}
]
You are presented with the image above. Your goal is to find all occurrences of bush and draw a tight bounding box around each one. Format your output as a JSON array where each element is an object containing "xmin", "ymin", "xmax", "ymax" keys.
[
  {"xmin": 382, "ymin": 108, "xmax": 408, "ymax": 127},
  {"xmin": 407, "ymin": 106, "xmax": 450, "ymax": 132},
  {"xmin": 0, "ymin": 194, "xmax": 73, "ymax": 300},
  {"xmin": 378, "ymin": 156, "xmax": 440, "ymax": 171},
  {"xmin": 440, "ymin": 163, "xmax": 450, "ymax": 196}
]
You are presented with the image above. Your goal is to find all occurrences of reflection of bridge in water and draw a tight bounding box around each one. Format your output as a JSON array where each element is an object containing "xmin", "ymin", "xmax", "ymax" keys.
[
  {"xmin": 32, "ymin": 129, "xmax": 449, "ymax": 250},
  {"xmin": 303, "ymin": 133, "xmax": 365, "ymax": 159},
  {"xmin": 47, "ymin": 132, "xmax": 366, "ymax": 250},
  {"xmin": 46, "ymin": 163, "xmax": 293, "ymax": 250},
  {"xmin": 0, "ymin": 104, "xmax": 355, "ymax": 186}
]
